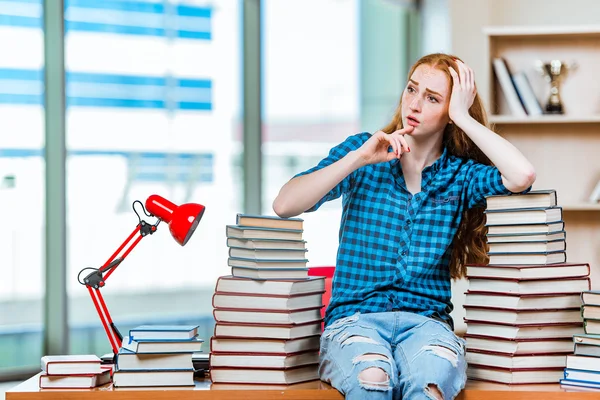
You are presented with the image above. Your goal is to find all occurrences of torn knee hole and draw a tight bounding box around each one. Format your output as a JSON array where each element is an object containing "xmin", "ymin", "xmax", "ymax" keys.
[
  {"xmin": 423, "ymin": 344, "xmax": 458, "ymax": 367},
  {"xmin": 341, "ymin": 335, "xmax": 379, "ymax": 346},
  {"xmin": 358, "ymin": 367, "xmax": 390, "ymax": 388},
  {"xmin": 425, "ymin": 383, "xmax": 444, "ymax": 400}
]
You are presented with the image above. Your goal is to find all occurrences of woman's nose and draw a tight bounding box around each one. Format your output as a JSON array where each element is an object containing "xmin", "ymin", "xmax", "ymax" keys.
[{"xmin": 409, "ymin": 97, "xmax": 421, "ymax": 111}]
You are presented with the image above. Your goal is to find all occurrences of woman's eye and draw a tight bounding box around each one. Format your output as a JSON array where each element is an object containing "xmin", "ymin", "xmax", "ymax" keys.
[
  {"xmin": 428, "ymin": 96, "xmax": 438, "ymax": 103},
  {"xmin": 407, "ymin": 86, "xmax": 416, "ymax": 93}
]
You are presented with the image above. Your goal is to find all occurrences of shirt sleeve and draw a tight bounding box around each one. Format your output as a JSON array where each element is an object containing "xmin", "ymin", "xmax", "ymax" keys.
[
  {"xmin": 464, "ymin": 162, "xmax": 532, "ymax": 209},
  {"xmin": 292, "ymin": 132, "xmax": 370, "ymax": 212}
]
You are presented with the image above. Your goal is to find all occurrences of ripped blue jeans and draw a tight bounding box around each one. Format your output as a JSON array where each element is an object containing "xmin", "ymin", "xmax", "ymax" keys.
[{"xmin": 319, "ymin": 311, "xmax": 467, "ymax": 400}]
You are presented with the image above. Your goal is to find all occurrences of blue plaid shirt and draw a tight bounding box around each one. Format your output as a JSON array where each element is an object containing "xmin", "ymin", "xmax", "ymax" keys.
[{"xmin": 295, "ymin": 132, "xmax": 519, "ymax": 330}]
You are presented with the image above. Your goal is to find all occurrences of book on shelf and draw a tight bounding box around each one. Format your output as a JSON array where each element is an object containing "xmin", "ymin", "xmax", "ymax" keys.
[
  {"xmin": 486, "ymin": 190, "xmax": 557, "ymax": 211},
  {"xmin": 487, "ymin": 239, "xmax": 565, "ymax": 254},
  {"xmin": 466, "ymin": 349, "xmax": 567, "ymax": 369},
  {"xmin": 566, "ymin": 354, "xmax": 600, "ymax": 373},
  {"xmin": 128, "ymin": 325, "xmax": 199, "ymax": 341},
  {"xmin": 236, "ymin": 214, "xmax": 304, "ymax": 231},
  {"xmin": 487, "ymin": 231, "xmax": 566, "ymax": 243},
  {"xmin": 231, "ymin": 266, "xmax": 309, "ymax": 280},
  {"xmin": 582, "ymin": 290, "xmax": 600, "ymax": 306},
  {"xmin": 486, "ymin": 221, "xmax": 565, "ymax": 235},
  {"xmin": 210, "ymin": 336, "xmax": 321, "ymax": 355},
  {"xmin": 464, "ymin": 307, "xmax": 582, "ymax": 325},
  {"xmin": 210, "ymin": 363, "xmax": 319, "ymax": 385},
  {"xmin": 226, "ymin": 237, "xmax": 307, "ymax": 250},
  {"xmin": 511, "ymin": 71, "xmax": 544, "ymax": 116},
  {"xmin": 112, "ymin": 369, "xmax": 195, "ymax": 387},
  {"xmin": 228, "ymin": 247, "xmax": 308, "ymax": 260},
  {"xmin": 115, "ymin": 349, "xmax": 194, "ymax": 371},
  {"xmin": 226, "ymin": 225, "xmax": 303, "ymax": 241},
  {"xmin": 464, "ymin": 334, "xmax": 573, "ymax": 355},
  {"xmin": 485, "ymin": 207, "xmax": 562, "ymax": 225},
  {"xmin": 214, "ymin": 321, "xmax": 322, "ymax": 340},
  {"xmin": 467, "ymin": 364, "xmax": 564, "ymax": 384},
  {"xmin": 210, "ymin": 351, "xmax": 320, "ymax": 369},
  {"xmin": 215, "ymin": 275, "xmax": 325, "ymax": 296},
  {"xmin": 467, "ymin": 276, "xmax": 590, "ymax": 295},
  {"xmin": 491, "ymin": 57, "xmax": 527, "ymax": 117},
  {"xmin": 41, "ymin": 354, "xmax": 102, "ymax": 375},
  {"xmin": 228, "ymin": 257, "xmax": 308, "ymax": 269},
  {"xmin": 213, "ymin": 307, "xmax": 322, "ymax": 325},
  {"xmin": 121, "ymin": 336, "xmax": 204, "ymax": 354},
  {"xmin": 487, "ymin": 251, "xmax": 567, "ymax": 265},
  {"xmin": 464, "ymin": 292, "xmax": 583, "ymax": 310},
  {"xmin": 465, "ymin": 263, "xmax": 590, "ymax": 281},
  {"xmin": 39, "ymin": 369, "xmax": 111, "ymax": 389},
  {"xmin": 465, "ymin": 322, "xmax": 583, "ymax": 340},
  {"xmin": 212, "ymin": 292, "xmax": 323, "ymax": 311}
]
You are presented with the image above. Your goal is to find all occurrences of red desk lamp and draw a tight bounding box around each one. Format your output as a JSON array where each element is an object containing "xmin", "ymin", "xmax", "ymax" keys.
[{"xmin": 78, "ymin": 195, "xmax": 205, "ymax": 356}]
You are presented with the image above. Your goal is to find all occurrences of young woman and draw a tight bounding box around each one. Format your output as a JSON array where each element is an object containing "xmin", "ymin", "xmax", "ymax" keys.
[{"xmin": 272, "ymin": 53, "xmax": 535, "ymax": 400}]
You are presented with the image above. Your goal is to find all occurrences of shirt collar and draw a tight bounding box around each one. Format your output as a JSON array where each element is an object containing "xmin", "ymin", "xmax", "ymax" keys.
[{"xmin": 389, "ymin": 146, "xmax": 448, "ymax": 173}]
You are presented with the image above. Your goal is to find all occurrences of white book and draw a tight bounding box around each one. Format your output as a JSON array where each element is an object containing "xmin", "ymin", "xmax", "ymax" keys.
[
  {"xmin": 212, "ymin": 292, "xmax": 323, "ymax": 311},
  {"xmin": 41, "ymin": 355, "xmax": 102, "ymax": 375},
  {"xmin": 466, "ymin": 350, "xmax": 567, "ymax": 369},
  {"xmin": 210, "ymin": 351, "xmax": 320, "ymax": 369},
  {"xmin": 465, "ymin": 336, "xmax": 573, "ymax": 355},
  {"xmin": 464, "ymin": 292, "xmax": 582, "ymax": 310},
  {"xmin": 492, "ymin": 58, "xmax": 526, "ymax": 116},
  {"xmin": 213, "ymin": 308, "xmax": 322, "ymax": 325},
  {"xmin": 39, "ymin": 370, "xmax": 111, "ymax": 389},
  {"xmin": 511, "ymin": 71, "xmax": 543, "ymax": 116}
]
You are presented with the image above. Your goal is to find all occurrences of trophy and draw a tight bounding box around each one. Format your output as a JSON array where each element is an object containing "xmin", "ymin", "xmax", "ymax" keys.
[{"xmin": 535, "ymin": 60, "xmax": 577, "ymax": 114}]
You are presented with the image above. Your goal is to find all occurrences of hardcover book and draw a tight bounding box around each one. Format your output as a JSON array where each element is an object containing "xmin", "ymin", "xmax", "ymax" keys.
[
  {"xmin": 212, "ymin": 292, "xmax": 323, "ymax": 311},
  {"xmin": 236, "ymin": 214, "xmax": 304, "ymax": 231},
  {"xmin": 485, "ymin": 190, "xmax": 557, "ymax": 211},
  {"xmin": 41, "ymin": 355, "xmax": 102, "ymax": 375},
  {"xmin": 215, "ymin": 275, "xmax": 325, "ymax": 296}
]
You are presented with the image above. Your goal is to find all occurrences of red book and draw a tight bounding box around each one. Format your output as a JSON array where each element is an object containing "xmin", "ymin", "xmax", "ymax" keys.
[
  {"xmin": 214, "ymin": 321, "xmax": 322, "ymax": 339},
  {"xmin": 210, "ymin": 363, "xmax": 319, "ymax": 385},
  {"xmin": 39, "ymin": 369, "xmax": 111, "ymax": 389},
  {"xmin": 41, "ymin": 354, "xmax": 102, "ymax": 375}
]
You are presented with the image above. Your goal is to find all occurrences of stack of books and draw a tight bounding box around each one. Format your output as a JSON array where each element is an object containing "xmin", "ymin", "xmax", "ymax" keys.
[
  {"xmin": 210, "ymin": 214, "xmax": 324, "ymax": 385},
  {"xmin": 112, "ymin": 325, "xmax": 203, "ymax": 387},
  {"xmin": 39, "ymin": 355, "xmax": 111, "ymax": 389},
  {"xmin": 560, "ymin": 291, "xmax": 600, "ymax": 390},
  {"xmin": 464, "ymin": 190, "xmax": 589, "ymax": 384},
  {"xmin": 226, "ymin": 214, "xmax": 310, "ymax": 280}
]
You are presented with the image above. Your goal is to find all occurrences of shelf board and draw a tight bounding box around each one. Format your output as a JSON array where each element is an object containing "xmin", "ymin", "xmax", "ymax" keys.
[
  {"xmin": 483, "ymin": 25, "xmax": 600, "ymax": 37},
  {"xmin": 489, "ymin": 115, "xmax": 600, "ymax": 125},
  {"xmin": 562, "ymin": 203, "xmax": 600, "ymax": 211}
]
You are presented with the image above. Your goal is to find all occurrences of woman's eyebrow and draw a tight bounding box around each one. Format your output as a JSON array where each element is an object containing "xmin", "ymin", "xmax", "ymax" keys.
[{"xmin": 408, "ymin": 79, "xmax": 443, "ymax": 97}]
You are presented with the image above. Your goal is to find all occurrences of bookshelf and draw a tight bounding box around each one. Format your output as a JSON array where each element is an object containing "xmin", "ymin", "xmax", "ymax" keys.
[{"xmin": 484, "ymin": 26, "xmax": 600, "ymax": 281}]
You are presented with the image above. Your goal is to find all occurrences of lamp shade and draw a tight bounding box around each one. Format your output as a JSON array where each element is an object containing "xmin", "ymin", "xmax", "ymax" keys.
[{"xmin": 145, "ymin": 194, "xmax": 205, "ymax": 246}]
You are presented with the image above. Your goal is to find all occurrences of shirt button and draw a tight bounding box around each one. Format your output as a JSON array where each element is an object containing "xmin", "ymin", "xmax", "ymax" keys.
[
  {"xmin": 406, "ymin": 220, "xmax": 411, "ymax": 226},
  {"xmin": 401, "ymin": 251, "xmax": 407, "ymax": 256}
]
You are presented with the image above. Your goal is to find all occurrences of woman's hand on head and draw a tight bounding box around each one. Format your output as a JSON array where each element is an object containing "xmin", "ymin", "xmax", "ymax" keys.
[
  {"xmin": 356, "ymin": 127, "xmax": 413, "ymax": 166},
  {"xmin": 448, "ymin": 59, "xmax": 477, "ymax": 124}
]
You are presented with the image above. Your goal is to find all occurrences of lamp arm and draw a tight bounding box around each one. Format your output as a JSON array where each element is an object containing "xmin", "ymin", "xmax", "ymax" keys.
[{"xmin": 81, "ymin": 220, "xmax": 157, "ymax": 356}]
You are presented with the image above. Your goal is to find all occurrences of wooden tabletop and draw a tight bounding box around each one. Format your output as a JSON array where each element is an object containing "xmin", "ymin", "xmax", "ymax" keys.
[{"xmin": 7, "ymin": 374, "xmax": 600, "ymax": 399}]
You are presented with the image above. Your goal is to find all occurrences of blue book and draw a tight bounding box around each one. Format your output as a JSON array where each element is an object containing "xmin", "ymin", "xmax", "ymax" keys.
[
  {"xmin": 129, "ymin": 325, "xmax": 199, "ymax": 341},
  {"xmin": 121, "ymin": 336, "xmax": 204, "ymax": 354}
]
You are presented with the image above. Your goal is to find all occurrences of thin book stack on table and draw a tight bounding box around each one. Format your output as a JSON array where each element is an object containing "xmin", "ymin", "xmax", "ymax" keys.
[{"xmin": 112, "ymin": 324, "xmax": 203, "ymax": 387}]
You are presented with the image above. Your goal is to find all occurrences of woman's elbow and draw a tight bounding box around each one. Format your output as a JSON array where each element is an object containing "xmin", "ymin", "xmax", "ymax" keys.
[
  {"xmin": 273, "ymin": 195, "xmax": 295, "ymax": 218},
  {"xmin": 516, "ymin": 167, "xmax": 537, "ymax": 192}
]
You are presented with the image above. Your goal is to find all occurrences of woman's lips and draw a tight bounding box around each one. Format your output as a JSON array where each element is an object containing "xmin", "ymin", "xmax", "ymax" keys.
[{"xmin": 406, "ymin": 116, "xmax": 420, "ymax": 127}]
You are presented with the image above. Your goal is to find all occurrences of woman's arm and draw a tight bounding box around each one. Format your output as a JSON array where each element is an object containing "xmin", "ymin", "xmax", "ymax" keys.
[
  {"xmin": 273, "ymin": 128, "xmax": 413, "ymax": 218},
  {"xmin": 273, "ymin": 151, "xmax": 364, "ymax": 218},
  {"xmin": 449, "ymin": 60, "xmax": 536, "ymax": 193}
]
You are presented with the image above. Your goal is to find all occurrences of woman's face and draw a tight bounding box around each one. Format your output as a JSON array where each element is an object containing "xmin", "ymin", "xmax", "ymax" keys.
[{"xmin": 401, "ymin": 64, "xmax": 452, "ymax": 138}]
